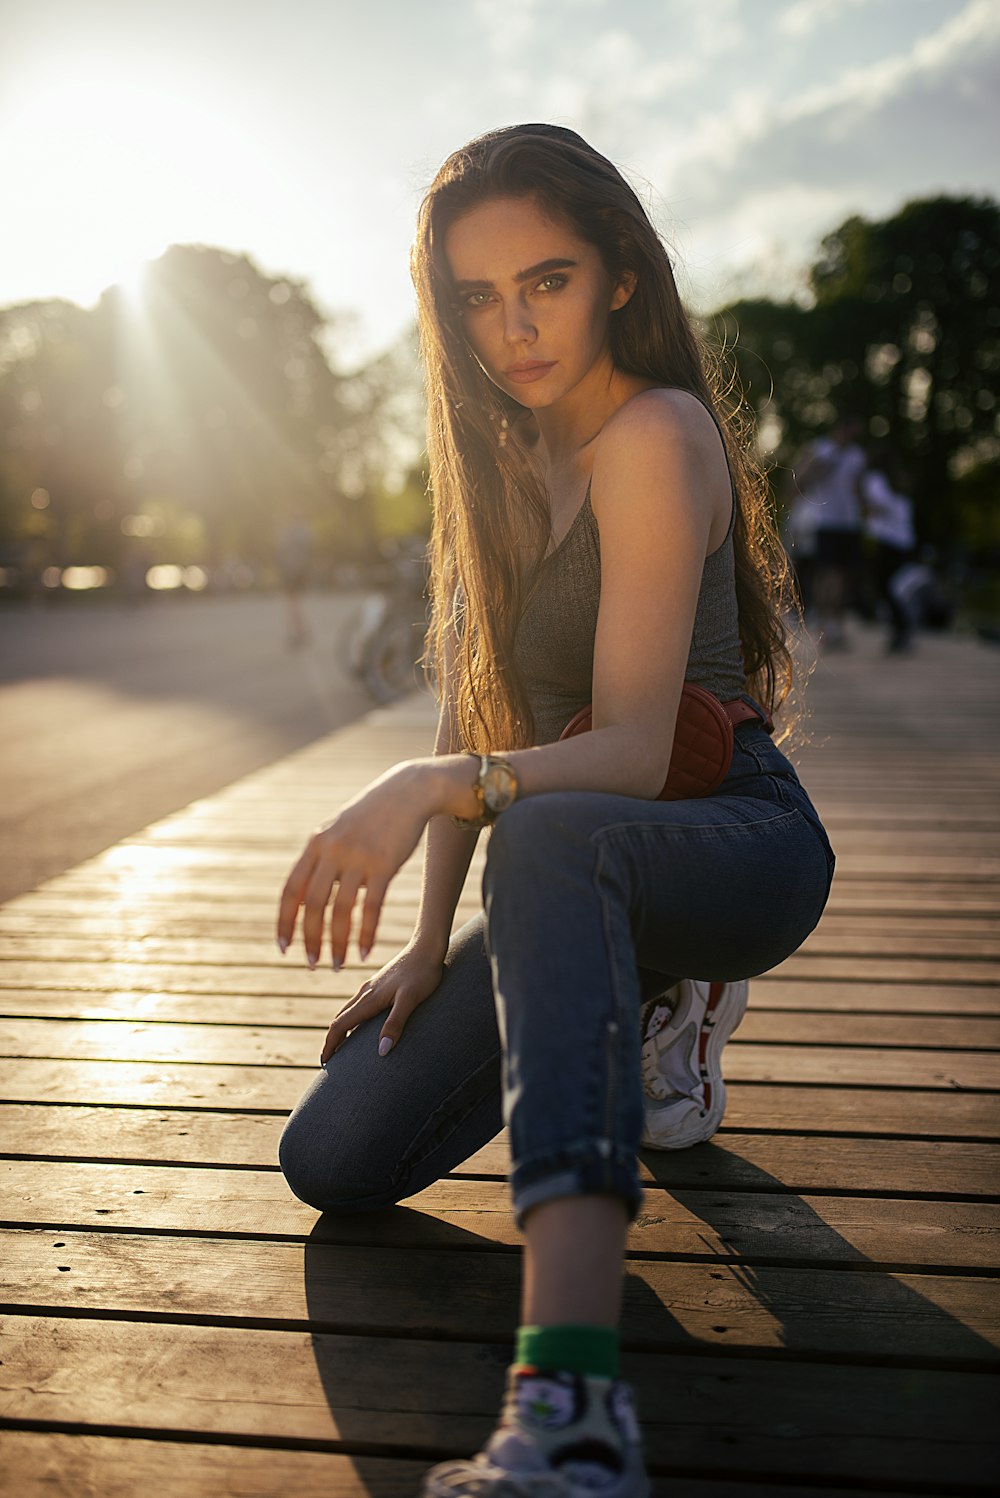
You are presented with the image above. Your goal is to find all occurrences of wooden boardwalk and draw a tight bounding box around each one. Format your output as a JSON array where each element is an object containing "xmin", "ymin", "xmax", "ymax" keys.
[{"xmin": 1, "ymin": 626, "xmax": 998, "ymax": 1497}]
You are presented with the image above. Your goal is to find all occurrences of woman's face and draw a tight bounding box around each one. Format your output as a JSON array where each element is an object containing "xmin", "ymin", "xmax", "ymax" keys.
[{"xmin": 443, "ymin": 195, "xmax": 633, "ymax": 410}]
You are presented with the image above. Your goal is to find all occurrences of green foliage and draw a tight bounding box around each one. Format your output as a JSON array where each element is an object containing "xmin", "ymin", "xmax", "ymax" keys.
[
  {"xmin": 709, "ymin": 195, "xmax": 1000, "ymax": 550},
  {"xmin": 372, "ymin": 467, "xmax": 432, "ymax": 544},
  {"xmin": 0, "ymin": 248, "xmax": 425, "ymax": 583}
]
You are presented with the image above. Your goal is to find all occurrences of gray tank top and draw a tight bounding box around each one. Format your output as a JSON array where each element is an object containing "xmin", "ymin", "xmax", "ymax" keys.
[{"xmin": 513, "ymin": 428, "xmax": 746, "ymax": 746}]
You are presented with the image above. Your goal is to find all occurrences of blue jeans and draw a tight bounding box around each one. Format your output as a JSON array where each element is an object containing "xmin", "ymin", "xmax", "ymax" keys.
[{"xmin": 279, "ymin": 724, "xmax": 835, "ymax": 1225}]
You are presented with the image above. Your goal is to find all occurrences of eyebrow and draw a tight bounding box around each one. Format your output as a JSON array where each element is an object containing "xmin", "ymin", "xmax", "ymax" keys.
[{"xmin": 452, "ymin": 257, "xmax": 578, "ymax": 291}]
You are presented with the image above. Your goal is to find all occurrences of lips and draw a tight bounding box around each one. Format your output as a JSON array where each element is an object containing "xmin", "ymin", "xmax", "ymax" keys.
[{"xmin": 504, "ymin": 361, "xmax": 555, "ymax": 385}]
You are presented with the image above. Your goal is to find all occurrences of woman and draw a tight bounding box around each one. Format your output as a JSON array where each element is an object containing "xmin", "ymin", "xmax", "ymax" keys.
[{"xmin": 277, "ymin": 124, "xmax": 835, "ymax": 1498}]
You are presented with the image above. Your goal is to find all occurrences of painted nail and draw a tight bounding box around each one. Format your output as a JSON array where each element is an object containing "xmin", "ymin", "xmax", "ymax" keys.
[
  {"xmin": 378, "ymin": 1036, "xmax": 394, "ymax": 1058},
  {"xmin": 277, "ymin": 936, "xmax": 288, "ymax": 955},
  {"xmin": 319, "ymin": 1054, "xmax": 327, "ymax": 1069},
  {"xmin": 359, "ymin": 944, "xmax": 371, "ymax": 962},
  {"xmin": 307, "ymin": 954, "xmax": 317, "ymax": 971},
  {"xmin": 332, "ymin": 955, "xmax": 342, "ymax": 973}
]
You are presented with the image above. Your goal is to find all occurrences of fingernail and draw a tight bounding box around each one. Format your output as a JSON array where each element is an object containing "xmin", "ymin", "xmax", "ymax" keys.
[
  {"xmin": 332, "ymin": 955, "xmax": 342, "ymax": 972},
  {"xmin": 359, "ymin": 944, "xmax": 370, "ymax": 961},
  {"xmin": 319, "ymin": 1054, "xmax": 327, "ymax": 1069},
  {"xmin": 378, "ymin": 1036, "xmax": 394, "ymax": 1058},
  {"xmin": 307, "ymin": 954, "xmax": 317, "ymax": 971},
  {"xmin": 277, "ymin": 937, "xmax": 288, "ymax": 955}
]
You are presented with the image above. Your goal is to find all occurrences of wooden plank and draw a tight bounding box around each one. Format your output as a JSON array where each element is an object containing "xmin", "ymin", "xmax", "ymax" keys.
[
  {"xmin": 116, "ymin": 819, "xmax": 1000, "ymax": 852},
  {"xmin": 2, "ymin": 1060, "xmax": 995, "ymax": 1136},
  {"xmin": 6, "ymin": 906, "xmax": 998, "ymax": 947},
  {"xmin": 0, "ymin": 1104, "xmax": 288, "ymax": 1169},
  {"xmin": 4, "ymin": 1105, "xmax": 999, "ymax": 1197},
  {"xmin": 3, "ymin": 1012, "xmax": 994, "ymax": 1072},
  {"xmin": 0, "ymin": 1437, "xmax": 427, "ymax": 1498},
  {"xmin": 4, "ymin": 980, "xmax": 1000, "ymax": 1023},
  {"xmin": 0, "ymin": 1432, "xmax": 959, "ymax": 1498},
  {"xmin": 4, "ymin": 1229, "xmax": 998, "ymax": 1360},
  {"xmin": 3, "ymin": 951, "xmax": 997, "ymax": 991},
  {"xmin": 723, "ymin": 1044, "xmax": 1000, "ymax": 1089},
  {"xmin": 5, "ymin": 924, "xmax": 1000, "ymax": 960},
  {"xmin": 3, "ymin": 1160, "xmax": 997, "ymax": 1269},
  {"xmin": 1, "ymin": 1318, "xmax": 995, "ymax": 1488},
  {"xmin": 10, "ymin": 873, "xmax": 999, "ymax": 910},
  {"xmin": 737, "ymin": 1013, "xmax": 1000, "ymax": 1046},
  {"xmin": 35, "ymin": 862, "xmax": 1000, "ymax": 902},
  {"xmin": 746, "ymin": 982, "xmax": 1000, "ymax": 1014}
]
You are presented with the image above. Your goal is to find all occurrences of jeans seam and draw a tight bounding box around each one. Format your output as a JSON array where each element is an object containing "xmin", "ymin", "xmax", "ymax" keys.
[
  {"xmin": 593, "ymin": 835, "xmax": 626, "ymax": 1173},
  {"xmin": 590, "ymin": 807, "xmax": 802, "ymax": 849},
  {"xmin": 390, "ymin": 1048, "xmax": 501, "ymax": 1186}
]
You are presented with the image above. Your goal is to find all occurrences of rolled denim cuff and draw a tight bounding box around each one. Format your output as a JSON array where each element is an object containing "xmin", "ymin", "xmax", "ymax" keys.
[{"xmin": 510, "ymin": 1140, "xmax": 643, "ymax": 1230}]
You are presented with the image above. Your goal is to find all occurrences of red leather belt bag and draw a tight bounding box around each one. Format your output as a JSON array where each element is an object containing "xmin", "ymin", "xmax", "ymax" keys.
[{"xmin": 559, "ymin": 683, "xmax": 773, "ymax": 801}]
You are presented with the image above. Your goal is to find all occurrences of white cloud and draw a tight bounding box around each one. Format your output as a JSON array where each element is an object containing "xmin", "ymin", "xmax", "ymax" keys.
[
  {"xmin": 473, "ymin": 0, "xmax": 545, "ymax": 58},
  {"xmin": 656, "ymin": 0, "xmax": 1000, "ymax": 307},
  {"xmin": 777, "ymin": 0, "xmax": 875, "ymax": 38},
  {"xmin": 668, "ymin": 0, "xmax": 1000, "ymax": 206},
  {"xmin": 784, "ymin": 0, "xmax": 1000, "ymax": 123}
]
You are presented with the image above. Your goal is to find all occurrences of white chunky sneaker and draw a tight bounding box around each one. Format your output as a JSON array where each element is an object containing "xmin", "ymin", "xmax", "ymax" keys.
[
  {"xmin": 640, "ymin": 977, "xmax": 750, "ymax": 1149},
  {"xmin": 420, "ymin": 1371, "xmax": 650, "ymax": 1498}
]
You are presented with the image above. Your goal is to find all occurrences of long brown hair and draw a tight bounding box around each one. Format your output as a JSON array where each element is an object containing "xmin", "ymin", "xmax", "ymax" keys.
[{"xmin": 412, "ymin": 123, "xmax": 794, "ymax": 751}]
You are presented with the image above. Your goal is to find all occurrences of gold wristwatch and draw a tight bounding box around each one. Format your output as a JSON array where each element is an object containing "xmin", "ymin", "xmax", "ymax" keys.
[{"xmin": 452, "ymin": 755, "xmax": 519, "ymax": 830}]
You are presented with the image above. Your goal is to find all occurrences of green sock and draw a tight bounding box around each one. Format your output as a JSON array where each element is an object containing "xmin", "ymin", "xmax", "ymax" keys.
[{"xmin": 515, "ymin": 1324, "xmax": 620, "ymax": 1380}]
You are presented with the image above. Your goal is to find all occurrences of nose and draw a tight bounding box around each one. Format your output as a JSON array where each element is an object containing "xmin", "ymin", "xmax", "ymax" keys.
[{"xmin": 501, "ymin": 295, "xmax": 536, "ymax": 347}]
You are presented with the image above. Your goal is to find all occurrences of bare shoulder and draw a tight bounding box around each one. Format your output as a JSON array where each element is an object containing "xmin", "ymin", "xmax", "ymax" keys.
[{"xmin": 593, "ymin": 387, "xmax": 722, "ymax": 485}]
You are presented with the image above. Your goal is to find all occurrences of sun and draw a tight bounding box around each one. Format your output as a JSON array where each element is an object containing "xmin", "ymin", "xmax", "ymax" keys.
[{"xmin": 0, "ymin": 61, "xmax": 237, "ymax": 309}]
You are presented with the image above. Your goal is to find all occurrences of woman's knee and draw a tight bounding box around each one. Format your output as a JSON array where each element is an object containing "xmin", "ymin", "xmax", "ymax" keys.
[{"xmin": 278, "ymin": 1083, "xmax": 403, "ymax": 1214}]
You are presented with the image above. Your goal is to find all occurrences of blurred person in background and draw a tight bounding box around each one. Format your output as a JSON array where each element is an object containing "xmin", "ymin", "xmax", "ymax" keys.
[
  {"xmin": 860, "ymin": 445, "xmax": 918, "ymax": 653},
  {"xmin": 794, "ymin": 415, "xmax": 866, "ymax": 649},
  {"xmin": 782, "ymin": 473, "xmax": 822, "ymax": 621},
  {"xmin": 276, "ymin": 503, "xmax": 314, "ymax": 649}
]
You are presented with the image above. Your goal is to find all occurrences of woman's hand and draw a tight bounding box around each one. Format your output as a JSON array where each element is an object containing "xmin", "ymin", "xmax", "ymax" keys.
[
  {"xmin": 277, "ymin": 760, "xmax": 449, "ymax": 972},
  {"xmin": 319, "ymin": 939, "xmax": 448, "ymax": 1063}
]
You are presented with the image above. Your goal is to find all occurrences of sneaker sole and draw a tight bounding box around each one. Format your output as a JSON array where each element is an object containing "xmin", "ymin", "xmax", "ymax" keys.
[{"xmin": 641, "ymin": 978, "xmax": 750, "ymax": 1150}]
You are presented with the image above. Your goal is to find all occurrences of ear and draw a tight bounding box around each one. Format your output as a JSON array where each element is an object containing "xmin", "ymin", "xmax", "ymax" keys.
[{"xmin": 610, "ymin": 270, "xmax": 637, "ymax": 312}]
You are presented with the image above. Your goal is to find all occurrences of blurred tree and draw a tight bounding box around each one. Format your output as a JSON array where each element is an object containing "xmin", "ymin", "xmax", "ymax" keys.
[
  {"xmin": 710, "ymin": 195, "xmax": 1000, "ymax": 548},
  {"xmin": 97, "ymin": 245, "xmax": 352, "ymax": 570},
  {"xmin": 0, "ymin": 248, "xmax": 427, "ymax": 585},
  {"xmin": 0, "ymin": 298, "xmax": 125, "ymax": 567}
]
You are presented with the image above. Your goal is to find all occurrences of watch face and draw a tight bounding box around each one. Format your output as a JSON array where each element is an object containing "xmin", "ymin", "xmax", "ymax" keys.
[{"xmin": 483, "ymin": 760, "xmax": 518, "ymax": 814}]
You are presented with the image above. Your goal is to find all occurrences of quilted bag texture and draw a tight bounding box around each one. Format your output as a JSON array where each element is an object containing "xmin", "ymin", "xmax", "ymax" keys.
[{"xmin": 559, "ymin": 682, "xmax": 734, "ymax": 800}]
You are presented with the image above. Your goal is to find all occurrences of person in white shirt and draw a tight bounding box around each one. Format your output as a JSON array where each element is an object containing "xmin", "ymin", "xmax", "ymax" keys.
[{"xmin": 794, "ymin": 417, "xmax": 866, "ymax": 647}]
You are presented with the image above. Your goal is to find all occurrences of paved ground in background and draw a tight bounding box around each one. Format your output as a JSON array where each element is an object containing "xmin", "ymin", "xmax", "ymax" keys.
[{"xmin": 0, "ymin": 591, "xmax": 388, "ymax": 904}]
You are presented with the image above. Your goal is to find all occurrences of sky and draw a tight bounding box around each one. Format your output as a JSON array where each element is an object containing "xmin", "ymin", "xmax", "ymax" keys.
[{"xmin": 2, "ymin": 0, "xmax": 998, "ymax": 365}]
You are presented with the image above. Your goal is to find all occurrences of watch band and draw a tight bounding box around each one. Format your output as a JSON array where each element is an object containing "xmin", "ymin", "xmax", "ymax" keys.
[{"xmin": 452, "ymin": 754, "xmax": 518, "ymax": 830}]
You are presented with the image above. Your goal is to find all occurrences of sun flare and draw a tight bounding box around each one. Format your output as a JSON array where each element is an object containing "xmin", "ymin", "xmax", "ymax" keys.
[{"xmin": 2, "ymin": 61, "xmax": 243, "ymax": 308}]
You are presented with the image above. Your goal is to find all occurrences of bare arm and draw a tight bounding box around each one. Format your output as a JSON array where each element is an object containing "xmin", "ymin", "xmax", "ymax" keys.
[
  {"xmin": 411, "ymin": 698, "xmax": 481, "ymax": 960},
  {"xmin": 305, "ymin": 627, "xmax": 479, "ymax": 1063}
]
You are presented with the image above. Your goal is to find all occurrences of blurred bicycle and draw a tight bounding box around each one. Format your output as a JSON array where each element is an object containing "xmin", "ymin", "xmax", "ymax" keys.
[{"xmin": 348, "ymin": 538, "xmax": 430, "ymax": 704}]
